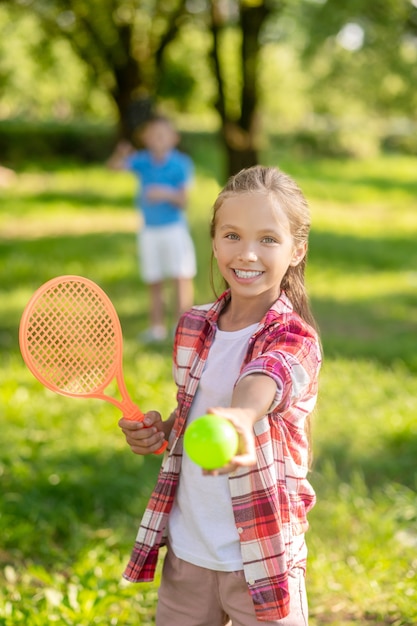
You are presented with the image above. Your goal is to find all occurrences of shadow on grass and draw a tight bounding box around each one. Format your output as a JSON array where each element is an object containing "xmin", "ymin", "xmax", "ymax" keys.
[
  {"xmin": 0, "ymin": 446, "xmax": 162, "ymax": 565},
  {"xmin": 313, "ymin": 432, "xmax": 417, "ymax": 492},
  {"xmin": 0, "ymin": 232, "xmax": 137, "ymax": 293},
  {"xmin": 309, "ymin": 229, "xmax": 417, "ymax": 273},
  {"xmin": 311, "ymin": 294, "xmax": 417, "ymax": 371}
]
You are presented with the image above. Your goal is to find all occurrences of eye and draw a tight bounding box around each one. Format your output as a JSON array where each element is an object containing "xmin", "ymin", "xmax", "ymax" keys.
[
  {"xmin": 261, "ymin": 235, "xmax": 278, "ymax": 244},
  {"xmin": 225, "ymin": 232, "xmax": 239, "ymax": 240}
]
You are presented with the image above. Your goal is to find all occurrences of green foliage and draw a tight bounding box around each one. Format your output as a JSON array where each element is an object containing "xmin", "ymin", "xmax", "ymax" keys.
[
  {"xmin": 301, "ymin": 0, "xmax": 417, "ymax": 119},
  {"xmin": 1, "ymin": 0, "xmax": 417, "ymax": 153},
  {"xmin": 0, "ymin": 119, "xmax": 117, "ymax": 165},
  {"xmin": 0, "ymin": 6, "xmax": 114, "ymax": 121},
  {"xmin": 1, "ymin": 149, "xmax": 417, "ymax": 624},
  {"xmin": 157, "ymin": 25, "xmax": 216, "ymax": 114},
  {"xmin": 2, "ymin": 118, "xmax": 416, "ymax": 172},
  {"xmin": 0, "ymin": 0, "xmax": 211, "ymax": 139}
]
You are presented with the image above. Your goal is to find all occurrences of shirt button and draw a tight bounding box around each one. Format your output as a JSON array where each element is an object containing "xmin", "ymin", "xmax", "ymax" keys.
[{"xmin": 237, "ymin": 527, "xmax": 243, "ymax": 534}]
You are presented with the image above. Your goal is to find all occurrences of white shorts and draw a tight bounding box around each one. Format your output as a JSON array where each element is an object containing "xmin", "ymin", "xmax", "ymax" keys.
[{"xmin": 138, "ymin": 223, "xmax": 197, "ymax": 284}]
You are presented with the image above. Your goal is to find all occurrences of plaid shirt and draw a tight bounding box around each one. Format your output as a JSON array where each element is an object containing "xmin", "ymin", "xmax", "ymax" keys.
[{"xmin": 123, "ymin": 290, "xmax": 321, "ymax": 621}]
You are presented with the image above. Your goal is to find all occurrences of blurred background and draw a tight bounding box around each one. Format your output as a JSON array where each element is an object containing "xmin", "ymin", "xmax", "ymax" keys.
[
  {"xmin": 1, "ymin": 0, "xmax": 417, "ymax": 172},
  {"xmin": 1, "ymin": 1, "xmax": 417, "ymax": 625}
]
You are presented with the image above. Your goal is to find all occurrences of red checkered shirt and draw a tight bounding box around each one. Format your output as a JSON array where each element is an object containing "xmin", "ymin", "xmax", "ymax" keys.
[{"xmin": 123, "ymin": 290, "xmax": 321, "ymax": 621}]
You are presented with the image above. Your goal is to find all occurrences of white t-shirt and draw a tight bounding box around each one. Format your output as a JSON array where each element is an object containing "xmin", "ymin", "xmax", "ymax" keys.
[{"xmin": 168, "ymin": 323, "xmax": 258, "ymax": 571}]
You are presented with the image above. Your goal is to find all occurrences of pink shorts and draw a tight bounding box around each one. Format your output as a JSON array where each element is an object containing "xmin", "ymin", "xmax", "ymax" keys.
[
  {"xmin": 155, "ymin": 546, "xmax": 309, "ymax": 626},
  {"xmin": 138, "ymin": 223, "xmax": 197, "ymax": 283}
]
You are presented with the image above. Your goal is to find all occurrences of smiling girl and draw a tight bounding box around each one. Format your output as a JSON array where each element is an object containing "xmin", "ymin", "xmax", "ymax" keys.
[{"xmin": 119, "ymin": 165, "xmax": 322, "ymax": 625}]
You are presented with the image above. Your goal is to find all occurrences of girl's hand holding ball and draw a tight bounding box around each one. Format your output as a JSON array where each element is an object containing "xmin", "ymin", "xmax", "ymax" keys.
[
  {"xmin": 184, "ymin": 414, "xmax": 239, "ymax": 470},
  {"xmin": 183, "ymin": 409, "xmax": 257, "ymax": 473}
]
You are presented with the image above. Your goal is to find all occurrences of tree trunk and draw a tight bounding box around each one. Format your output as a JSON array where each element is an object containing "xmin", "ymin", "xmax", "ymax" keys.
[
  {"xmin": 111, "ymin": 4, "xmax": 188, "ymax": 142},
  {"xmin": 223, "ymin": 121, "xmax": 259, "ymax": 175},
  {"xmin": 210, "ymin": 1, "xmax": 270, "ymax": 177}
]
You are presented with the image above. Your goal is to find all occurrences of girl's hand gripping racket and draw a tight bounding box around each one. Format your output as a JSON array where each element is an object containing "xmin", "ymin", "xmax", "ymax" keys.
[{"xmin": 19, "ymin": 275, "xmax": 167, "ymax": 454}]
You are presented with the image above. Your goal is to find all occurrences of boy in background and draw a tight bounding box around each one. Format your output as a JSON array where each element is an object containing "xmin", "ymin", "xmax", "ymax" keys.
[{"xmin": 108, "ymin": 115, "xmax": 196, "ymax": 342}]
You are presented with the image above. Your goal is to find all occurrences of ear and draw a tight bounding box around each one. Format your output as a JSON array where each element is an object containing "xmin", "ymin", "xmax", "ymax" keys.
[
  {"xmin": 290, "ymin": 242, "xmax": 307, "ymax": 267},
  {"xmin": 212, "ymin": 239, "xmax": 218, "ymax": 259}
]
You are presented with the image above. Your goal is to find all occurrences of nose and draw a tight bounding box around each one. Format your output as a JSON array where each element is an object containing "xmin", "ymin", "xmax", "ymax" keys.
[{"xmin": 237, "ymin": 244, "xmax": 258, "ymax": 263}]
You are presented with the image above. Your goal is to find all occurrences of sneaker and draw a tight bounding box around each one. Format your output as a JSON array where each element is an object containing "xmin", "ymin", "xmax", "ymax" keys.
[{"xmin": 138, "ymin": 326, "xmax": 168, "ymax": 344}]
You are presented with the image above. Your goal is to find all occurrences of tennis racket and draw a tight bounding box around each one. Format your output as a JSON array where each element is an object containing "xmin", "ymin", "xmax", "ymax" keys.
[{"xmin": 19, "ymin": 275, "xmax": 167, "ymax": 454}]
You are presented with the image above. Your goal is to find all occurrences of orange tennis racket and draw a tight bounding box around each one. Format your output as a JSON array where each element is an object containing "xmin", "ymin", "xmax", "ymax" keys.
[{"xmin": 19, "ymin": 275, "xmax": 167, "ymax": 454}]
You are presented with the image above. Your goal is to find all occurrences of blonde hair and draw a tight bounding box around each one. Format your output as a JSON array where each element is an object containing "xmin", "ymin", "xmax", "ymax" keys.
[{"xmin": 210, "ymin": 165, "xmax": 318, "ymax": 331}]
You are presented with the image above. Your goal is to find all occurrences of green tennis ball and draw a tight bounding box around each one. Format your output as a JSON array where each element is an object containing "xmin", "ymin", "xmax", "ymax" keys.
[{"xmin": 183, "ymin": 414, "xmax": 239, "ymax": 470}]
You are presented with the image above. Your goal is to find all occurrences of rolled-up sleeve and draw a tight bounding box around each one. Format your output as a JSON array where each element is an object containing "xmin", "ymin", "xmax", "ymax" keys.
[{"xmin": 236, "ymin": 328, "xmax": 320, "ymax": 413}]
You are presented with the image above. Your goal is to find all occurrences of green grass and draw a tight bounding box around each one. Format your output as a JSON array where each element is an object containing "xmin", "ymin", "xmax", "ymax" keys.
[{"xmin": 1, "ymin": 151, "xmax": 417, "ymax": 625}]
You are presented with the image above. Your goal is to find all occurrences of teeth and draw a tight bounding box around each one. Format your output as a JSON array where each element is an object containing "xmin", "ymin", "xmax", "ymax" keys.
[{"xmin": 234, "ymin": 269, "xmax": 262, "ymax": 279}]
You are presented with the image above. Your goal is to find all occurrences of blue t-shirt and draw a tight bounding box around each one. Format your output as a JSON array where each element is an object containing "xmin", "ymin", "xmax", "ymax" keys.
[{"xmin": 125, "ymin": 149, "xmax": 194, "ymax": 227}]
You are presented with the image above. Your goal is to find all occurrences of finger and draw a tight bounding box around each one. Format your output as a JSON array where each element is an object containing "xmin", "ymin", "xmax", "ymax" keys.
[
  {"xmin": 124, "ymin": 424, "xmax": 161, "ymax": 444},
  {"xmin": 130, "ymin": 431, "xmax": 166, "ymax": 455},
  {"xmin": 143, "ymin": 411, "xmax": 163, "ymax": 427},
  {"xmin": 118, "ymin": 417, "xmax": 145, "ymax": 431},
  {"xmin": 232, "ymin": 453, "xmax": 256, "ymax": 467}
]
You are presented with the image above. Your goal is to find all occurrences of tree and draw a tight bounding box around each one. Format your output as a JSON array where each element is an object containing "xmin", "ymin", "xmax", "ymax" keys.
[
  {"xmin": 2, "ymin": 0, "xmax": 286, "ymax": 174},
  {"xmin": 208, "ymin": 0, "xmax": 273, "ymax": 174},
  {"xmin": 300, "ymin": 0, "xmax": 417, "ymax": 118},
  {"xmin": 0, "ymin": 0, "xmax": 190, "ymax": 137}
]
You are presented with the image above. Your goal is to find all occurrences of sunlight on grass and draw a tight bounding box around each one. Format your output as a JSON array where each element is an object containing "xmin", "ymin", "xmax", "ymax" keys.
[
  {"xmin": 276, "ymin": 153, "xmax": 417, "ymax": 205},
  {"xmin": 311, "ymin": 201, "xmax": 417, "ymax": 236},
  {"xmin": 309, "ymin": 270, "xmax": 417, "ymax": 301}
]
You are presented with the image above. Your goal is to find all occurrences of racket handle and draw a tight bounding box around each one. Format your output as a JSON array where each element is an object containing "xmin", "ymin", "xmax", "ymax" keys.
[
  {"xmin": 125, "ymin": 406, "xmax": 168, "ymax": 455},
  {"xmin": 124, "ymin": 406, "xmax": 146, "ymax": 422}
]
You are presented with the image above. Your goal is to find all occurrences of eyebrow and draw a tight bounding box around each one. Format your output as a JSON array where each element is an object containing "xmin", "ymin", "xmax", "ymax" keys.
[
  {"xmin": 218, "ymin": 223, "xmax": 283, "ymax": 236},
  {"xmin": 218, "ymin": 223, "xmax": 237, "ymax": 231}
]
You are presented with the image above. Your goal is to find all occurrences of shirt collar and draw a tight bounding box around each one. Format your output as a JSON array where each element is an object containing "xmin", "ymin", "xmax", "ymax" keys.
[{"xmin": 205, "ymin": 289, "xmax": 294, "ymax": 330}]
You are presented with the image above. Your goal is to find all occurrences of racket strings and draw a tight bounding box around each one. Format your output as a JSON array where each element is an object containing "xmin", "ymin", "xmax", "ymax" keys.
[{"xmin": 25, "ymin": 281, "xmax": 118, "ymax": 394}]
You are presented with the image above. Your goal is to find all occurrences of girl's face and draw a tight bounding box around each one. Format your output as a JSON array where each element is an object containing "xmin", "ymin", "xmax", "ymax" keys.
[{"xmin": 212, "ymin": 191, "xmax": 306, "ymax": 305}]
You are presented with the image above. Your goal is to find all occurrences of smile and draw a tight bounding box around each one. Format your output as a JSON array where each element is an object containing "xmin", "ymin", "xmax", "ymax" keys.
[{"xmin": 234, "ymin": 269, "xmax": 263, "ymax": 279}]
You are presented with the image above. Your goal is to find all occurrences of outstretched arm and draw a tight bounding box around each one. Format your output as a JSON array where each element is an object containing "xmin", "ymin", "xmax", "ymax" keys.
[
  {"xmin": 106, "ymin": 140, "xmax": 134, "ymax": 170},
  {"xmin": 207, "ymin": 373, "xmax": 276, "ymax": 473}
]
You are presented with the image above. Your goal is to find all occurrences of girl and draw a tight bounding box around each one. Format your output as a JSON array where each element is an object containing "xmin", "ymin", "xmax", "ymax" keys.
[{"xmin": 119, "ymin": 165, "xmax": 322, "ymax": 625}]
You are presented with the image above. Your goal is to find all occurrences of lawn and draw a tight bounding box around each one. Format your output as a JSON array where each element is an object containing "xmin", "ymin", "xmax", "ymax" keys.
[{"xmin": 1, "ymin": 149, "xmax": 417, "ymax": 625}]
